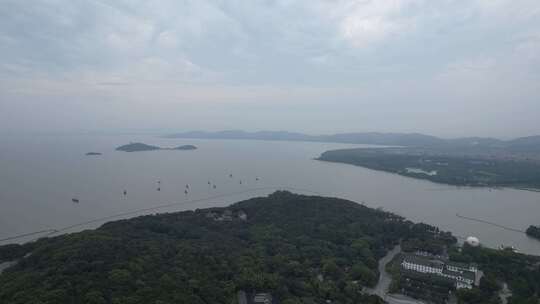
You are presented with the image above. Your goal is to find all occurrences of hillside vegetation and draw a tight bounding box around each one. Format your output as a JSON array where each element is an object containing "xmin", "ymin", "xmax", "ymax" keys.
[
  {"xmin": 0, "ymin": 192, "xmax": 453, "ymax": 304},
  {"xmin": 318, "ymin": 148, "xmax": 540, "ymax": 189}
]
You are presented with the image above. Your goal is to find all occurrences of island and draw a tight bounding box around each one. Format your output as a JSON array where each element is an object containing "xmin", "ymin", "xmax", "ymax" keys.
[
  {"xmin": 526, "ymin": 225, "xmax": 540, "ymax": 241},
  {"xmin": 116, "ymin": 143, "xmax": 161, "ymax": 152},
  {"xmin": 318, "ymin": 147, "xmax": 540, "ymax": 190},
  {"xmin": 116, "ymin": 143, "xmax": 197, "ymax": 152},
  {"xmin": 85, "ymin": 152, "xmax": 102, "ymax": 156},
  {"xmin": 173, "ymin": 144, "xmax": 197, "ymax": 150}
]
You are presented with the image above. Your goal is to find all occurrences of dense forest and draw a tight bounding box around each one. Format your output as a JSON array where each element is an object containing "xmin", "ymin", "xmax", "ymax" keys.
[
  {"xmin": 0, "ymin": 191, "xmax": 453, "ymax": 304},
  {"xmin": 449, "ymin": 245, "xmax": 540, "ymax": 304},
  {"xmin": 318, "ymin": 148, "xmax": 540, "ymax": 189}
]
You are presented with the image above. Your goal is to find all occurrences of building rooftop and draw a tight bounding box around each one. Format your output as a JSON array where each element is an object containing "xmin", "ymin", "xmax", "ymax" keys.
[
  {"xmin": 446, "ymin": 260, "xmax": 477, "ymax": 269},
  {"xmin": 402, "ymin": 254, "xmax": 444, "ymax": 269},
  {"xmin": 253, "ymin": 293, "xmax": 272, "ymax": 304},
  {"xmin": 443, "ymin": 269, "xmax": 476, "ymax": 281}
]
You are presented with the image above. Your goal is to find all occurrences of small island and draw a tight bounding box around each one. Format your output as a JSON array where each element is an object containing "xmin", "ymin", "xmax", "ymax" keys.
[
  {"xmin": 526, "ymin": 225, "xmax": 540, "ymax": 241},
  {"xmin": 116, "ymin": 143, "xmax": 161, "ymax": 152},
  {"xmin": 85, "ymin": 152, "xmax": 102, "ymax": 156},
  {"xmin": 173, "ymin": 145, "xmax": 197, "ymax": 150},
  {"xmin": 116, "ymin": 143, "xmax": 197, "ymax": 152}
]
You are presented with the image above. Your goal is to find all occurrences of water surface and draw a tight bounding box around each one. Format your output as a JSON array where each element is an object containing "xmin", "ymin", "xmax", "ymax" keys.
[{"xmin": 1, "ymin": 135, "xmax": 539, "ymax": 255}]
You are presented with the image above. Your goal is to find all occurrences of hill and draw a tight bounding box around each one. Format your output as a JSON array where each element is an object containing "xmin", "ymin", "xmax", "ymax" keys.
[
  {"xmin": 0, "ymin": 192, "xmax": 454, "ymax": 304},
  {"xmin": 116, "ymin": 143, "xmax": 161, "ymax": 152},
  {"xmin": 116, "ymin": 143, "xmax": 197, "ymax": 152},
  {"xmin": 166, "ymin": 130, "xmax": 444, "ymax": 146},
  {"xmin": 167, "ymin": 130, "xmax": 540, "ymax": 154}
]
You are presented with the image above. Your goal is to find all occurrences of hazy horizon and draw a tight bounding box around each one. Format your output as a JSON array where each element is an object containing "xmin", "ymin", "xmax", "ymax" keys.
[
  {"xmin": 1, "ymin": 1, "xmax": 540, "ymax": 138},
  {"xmin": 3, "ymin": 128, "xmax": 539, "ymax": 142}
]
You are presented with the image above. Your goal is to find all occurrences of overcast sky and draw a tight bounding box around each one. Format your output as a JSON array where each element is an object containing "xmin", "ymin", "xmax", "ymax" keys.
[{"xmin": 1, "ymin": 0, "xmax": 539, "ymax": 138}]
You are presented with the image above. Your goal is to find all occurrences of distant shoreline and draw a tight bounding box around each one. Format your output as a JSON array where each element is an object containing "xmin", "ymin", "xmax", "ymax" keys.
[{"xmin": 316, "ymin": 149, "xmax": 540, "ymax": 193}]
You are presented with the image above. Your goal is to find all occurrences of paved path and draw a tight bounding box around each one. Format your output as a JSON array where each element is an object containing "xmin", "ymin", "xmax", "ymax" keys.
[
  {"xmin": 364, "ymin": 244, "xmax": 425, "ymax": 304},
  {"xmin": 385, "ymin": 294, "xmax": 427, "ymax": 304},
  {"xmin": 499, "ymin": 283, "xmax": 512, "ymax": 304},
  {"xmin": 365, "ymin": 244, "xmax": 401, "ymax": 298}
]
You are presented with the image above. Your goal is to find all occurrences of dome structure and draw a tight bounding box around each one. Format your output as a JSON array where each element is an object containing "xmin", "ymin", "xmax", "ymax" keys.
[{"xmin": 465, "ymin": 236, "xmax": 480, "ymax": 247}]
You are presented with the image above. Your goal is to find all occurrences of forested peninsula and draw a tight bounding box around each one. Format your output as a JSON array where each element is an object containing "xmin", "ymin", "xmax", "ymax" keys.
[{"xmin": 0, "ymin": 192, "xmax": 451, "ymax": 304}]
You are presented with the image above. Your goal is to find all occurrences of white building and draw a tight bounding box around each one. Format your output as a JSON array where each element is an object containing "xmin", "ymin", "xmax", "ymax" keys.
[
  {"xmin": 401, "ymin": 254, "xmax": 477, "ymax": 289},
  {"xmin": 401, "ymin": 255, "xmax": 444, "ymax": 274}
]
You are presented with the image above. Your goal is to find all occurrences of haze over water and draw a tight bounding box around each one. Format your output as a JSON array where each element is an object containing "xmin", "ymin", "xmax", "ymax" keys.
[{"xmin": 1, "ymin": 134, "xmax": 540, "ymax": 255}]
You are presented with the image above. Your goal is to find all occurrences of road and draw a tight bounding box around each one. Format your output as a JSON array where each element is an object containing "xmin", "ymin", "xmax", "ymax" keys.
[{"xmin": 364, "ymin": 244, "xmax": 425, "ymax": 304}]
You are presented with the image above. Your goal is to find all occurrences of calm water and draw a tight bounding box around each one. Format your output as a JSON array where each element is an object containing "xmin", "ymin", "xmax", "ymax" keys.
[{"xmin": 1, "ymin": 135, "xmax": 540, "ymax": 255}]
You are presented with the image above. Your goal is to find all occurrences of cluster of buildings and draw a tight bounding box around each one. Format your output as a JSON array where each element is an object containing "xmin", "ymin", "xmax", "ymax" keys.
[
  {"xmin": 206, "ymin": 209, "xmax": 248, "ymax": 222},
  {"xmin": 401, "ymin": 254, "xmax": 478, "ymax": 289}
]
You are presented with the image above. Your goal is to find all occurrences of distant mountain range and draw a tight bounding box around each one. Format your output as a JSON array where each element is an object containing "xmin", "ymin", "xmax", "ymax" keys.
[{"xmin": 166, "ymin": 130, "xmax": 540, "ymax": 152}]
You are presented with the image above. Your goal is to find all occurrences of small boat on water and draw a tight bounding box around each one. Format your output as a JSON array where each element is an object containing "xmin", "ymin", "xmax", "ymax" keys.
[
  {"xmin": 184, "ymin": 189, "xmax": 188, "ymax": 195},
  {"xmin": 213, "ymin": 184, "xmax": 217, "ymax": 189},
  {"xmin": 72, "ymin": 198, "xmax": 79, "ymax": 203},
  {"xmin": 123, "ymin": 190, "xmax": 127, "ymax": 196}
]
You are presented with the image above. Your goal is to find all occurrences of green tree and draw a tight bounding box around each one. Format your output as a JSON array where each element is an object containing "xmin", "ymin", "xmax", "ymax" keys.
[{"xmin": 84, "ymin": 290, "xmax": 106, "ymax": 304}]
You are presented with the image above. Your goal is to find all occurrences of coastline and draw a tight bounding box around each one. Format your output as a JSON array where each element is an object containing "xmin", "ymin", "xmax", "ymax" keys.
[{"xmin": 316, "ymin": 158, "xmax": 540, "ymax": 193}]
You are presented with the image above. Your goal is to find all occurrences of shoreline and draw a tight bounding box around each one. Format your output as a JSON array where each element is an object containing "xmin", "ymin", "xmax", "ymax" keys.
[{"xmin": 316, "ymin": 158, "xmax": 540, "ymax": 193}]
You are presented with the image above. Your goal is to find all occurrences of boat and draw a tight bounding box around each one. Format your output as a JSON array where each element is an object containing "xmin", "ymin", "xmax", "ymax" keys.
[{"xmin": 72, "ymin": 198, "xmax": 79, "ymax": 203}]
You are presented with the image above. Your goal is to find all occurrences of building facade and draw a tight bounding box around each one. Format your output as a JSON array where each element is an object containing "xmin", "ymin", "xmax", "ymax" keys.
[{"xmin": 401, "ymin": 254, "xmax": 477, "ymax": 289}]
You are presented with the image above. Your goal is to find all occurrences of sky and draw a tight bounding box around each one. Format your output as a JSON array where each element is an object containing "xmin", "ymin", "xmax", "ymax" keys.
[{"xmin": 0, "ymin": 0, "xmax": 539, "ymax": 138}]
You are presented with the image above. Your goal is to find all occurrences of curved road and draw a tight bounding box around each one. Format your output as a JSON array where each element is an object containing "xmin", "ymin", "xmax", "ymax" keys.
[{"xmin": 364, "ymin": 245, "xmax": 425, "ymax": 304}]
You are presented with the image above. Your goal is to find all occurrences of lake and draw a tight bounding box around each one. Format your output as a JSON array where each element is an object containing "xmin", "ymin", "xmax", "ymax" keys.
[{"xmin": 1, "ymin": 134, "xmax": 540, "ymax": 255}]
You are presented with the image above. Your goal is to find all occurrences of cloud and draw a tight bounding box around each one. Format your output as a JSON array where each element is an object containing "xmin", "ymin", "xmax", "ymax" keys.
[
  {"xmin": 0, "ymin": 0, "xmax": 540, "ymax": 136},
  {"xmin": 334, "ymin": 0, "xmax": 420, "ymax": 48}
]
